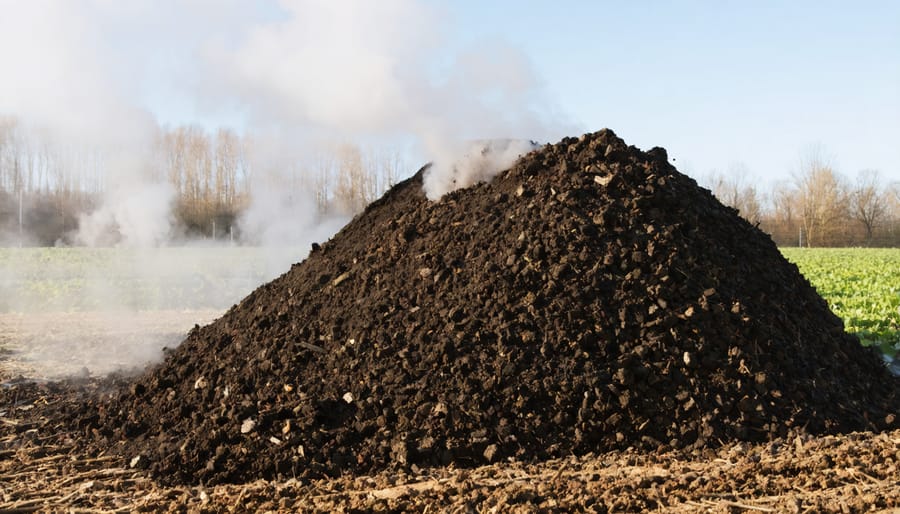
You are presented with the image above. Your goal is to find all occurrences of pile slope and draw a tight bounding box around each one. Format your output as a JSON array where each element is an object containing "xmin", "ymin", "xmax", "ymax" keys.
[{"xmin": 83, "ymin": 130, "xmax": 898, "ymax": 484}]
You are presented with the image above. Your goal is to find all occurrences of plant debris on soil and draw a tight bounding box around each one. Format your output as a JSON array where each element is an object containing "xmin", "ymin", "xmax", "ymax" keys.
[
  {"xmin": 2, "ymin": 129, "xmax": 899, "ymax": 510},
  {"xmin": 2, "ymin": 383, "xmax": 899, "ymax": 514}
]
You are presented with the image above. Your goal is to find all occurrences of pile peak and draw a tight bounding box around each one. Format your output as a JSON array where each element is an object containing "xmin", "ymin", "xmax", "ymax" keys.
[{"xmin": 83, "ymin": 129, "xmax": 898, "ymax": 485}]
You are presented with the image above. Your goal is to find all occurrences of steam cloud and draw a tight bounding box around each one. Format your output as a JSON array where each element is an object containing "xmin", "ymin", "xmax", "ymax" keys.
[
  {"xmin": 2, "ymin": 0, "xmax": 571, "ymax": 236},
  {"xmin": 75, "ymin": 182, "xmax": 176, "ymax": 248},
  {"xmin": 237, "ymin": 183, "xmax": 348, "ymax": 248},
  {"xmin": 205, "ymin": 0, "xmax": 570, "ymax": 198},
  {"xmin": 0, "ymin": 0, "xmax": 572, "ymax": 378},
  {"xmin": 422, "ymin": 139, "xmax": 542, "ymax": 200}
]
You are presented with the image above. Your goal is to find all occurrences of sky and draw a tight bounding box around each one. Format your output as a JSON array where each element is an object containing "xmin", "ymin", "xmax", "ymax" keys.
[
  {"xmin": 1, "ymin": 0, "xmax": 897, "ymax": 188},
  {"xmin": 448, "ymin": 1, "xmax": 900, "ymax": 186}
]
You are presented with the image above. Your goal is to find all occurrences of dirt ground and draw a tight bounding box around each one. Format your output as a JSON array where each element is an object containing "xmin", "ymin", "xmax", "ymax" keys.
[
  {"xmin": 0, "ymin": 310, "xmax": 220, "ymax": 379},
  {"xmin": 2, "ymin": 420, "xmax": 899, "ymax": 513},
  {"xmin": 3, "ymin": 374, "xmax": 900, "ymax": 506},
  {"xmin": 1, "ymin": 377, "xmax": 898, "ymax": 513},
  {"xmin": 2, "ymin": 314, "xmax": 897, "ymax": 513}
]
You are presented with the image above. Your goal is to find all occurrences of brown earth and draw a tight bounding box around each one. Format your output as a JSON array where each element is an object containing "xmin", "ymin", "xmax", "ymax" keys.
[
  {"xmin": 1, "ymin": 381, "xmax": 899, "ymax": 513},
  {"xmin": 2, "ymin": 128, "xmax": 900, "ymax": 510},
  {"xmin": 71, "ymin": 128, "xmax": 897, "ymax": 485}
]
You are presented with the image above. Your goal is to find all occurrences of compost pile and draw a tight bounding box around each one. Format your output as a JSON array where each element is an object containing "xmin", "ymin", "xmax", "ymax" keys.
[{"xmin": 79, "ymin": 129, "xmax": 898, "ymax": 485}]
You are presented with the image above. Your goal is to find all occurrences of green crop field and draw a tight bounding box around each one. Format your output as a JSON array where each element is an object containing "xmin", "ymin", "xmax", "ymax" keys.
[{"xmin": 781, "ymin": 247, "xmax": 900, "ymax": 358}]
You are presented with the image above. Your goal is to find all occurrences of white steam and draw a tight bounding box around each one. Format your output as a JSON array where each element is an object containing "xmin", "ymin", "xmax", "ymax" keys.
[
  {"xmin": 75, "ymin": 181, "xmax": 176, "ymax": 247},
  {"xmin": 206, "ymin": 0, "xmax": 570, "ymax": 194},
  {"xmin": 0, "ymin": 0, "xmax": 573, "ymax": 379},
  {"xmin": 422, "ymin": 139, "xmax": 542, "ymax": 200},
  {"xmin": 238, "ymin": 182, "xmax": 348, "ymax": 248}
]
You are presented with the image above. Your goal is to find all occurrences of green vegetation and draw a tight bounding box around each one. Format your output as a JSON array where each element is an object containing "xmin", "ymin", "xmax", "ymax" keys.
[
  {"xmin": 781, "ymin": 248, "xmax": 900, "ymax": 357},
  {"xmin": 0, "ymin": 247, "xmax": 298, "ymax": 312}
]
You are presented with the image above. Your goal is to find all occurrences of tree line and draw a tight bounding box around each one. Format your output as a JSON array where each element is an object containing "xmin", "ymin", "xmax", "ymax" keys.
[
  {"xmin": 1, "ymin": 115, "xmax": 898, "ymax": 247},
  {"xmin": 704, "ymin": 154, "xmax": 900, "ymax": 247},
  {"xmin": 0, "ymin": 117, "xmax": 405, "ymax": 245}
]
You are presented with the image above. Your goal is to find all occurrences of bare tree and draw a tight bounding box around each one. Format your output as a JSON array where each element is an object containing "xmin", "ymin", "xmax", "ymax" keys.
[
  {"xmin": 163, "ymin": 126, "xmax": 188, "ymax": 198},
  {"xmin": 214, "ymin": 128, "xmax": 240, "ymax": 207},
  {"xmin": 770, "ymin": 180, "xmax": 795, "ymax": 225},
  {"xmin": 310, "ymin": 149, "xmax": 336, "ymax": 213},
  {"xmin": 794, "ymin": 149, "xmax": 849, "ymax": 247},
  {"xmin": 850, "ymin": 169, "xmax": 888, "ymax": 245},
  {"xmin": 706, "ymin": 162, "xmax": 762, "ymax": 224},
  {"xmin": 757, "ymin": 180, "xmax": 799, "ymax": 245},
  {"xmin": 333, "ymin": 143, "xmax": 370, "ymax": 214},
  {"xmin": 888, "ymin": 181, "xmax": 900, "ymax": 227},
  {"xmin": 237, "ymin": 132, "xmax": 256, "ymax": 201},
  {"xmin": 3, "ymin": 119, "xmax": 25, "ymax": 194},
  {"xmin": 369, "ymin": 145, "xmax": 408, "ymax": 196},
  {"xmin": 0, "ymin": 116, "xmax": 16, "ymax": 192}
]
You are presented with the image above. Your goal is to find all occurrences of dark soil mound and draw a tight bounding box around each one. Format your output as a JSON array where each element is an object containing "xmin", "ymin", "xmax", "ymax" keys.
[{"xmin": 79, "ymin": 129, "xmax": 898, "ymax": 485}]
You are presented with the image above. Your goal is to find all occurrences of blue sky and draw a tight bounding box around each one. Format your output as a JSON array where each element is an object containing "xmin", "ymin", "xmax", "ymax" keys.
[
  {"xmin": 443, "ymin": 1, "xmax": 899, "ymax": 185},
  {"xmin": 1, "ymin": 1, "xmax": 897, "ymax": 188}
]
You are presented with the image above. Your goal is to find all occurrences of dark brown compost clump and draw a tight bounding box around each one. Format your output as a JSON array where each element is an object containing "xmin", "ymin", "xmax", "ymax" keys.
[{"xmin": 79, "ymin": 129, "xmax": 898, "ymax": 485}]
